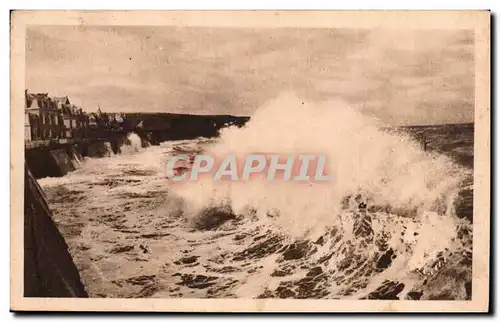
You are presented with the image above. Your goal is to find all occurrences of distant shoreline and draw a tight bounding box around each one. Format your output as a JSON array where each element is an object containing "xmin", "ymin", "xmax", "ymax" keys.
[{"xmin": 105, "ymin": 112, "xmax": 474, "ymax": 129}]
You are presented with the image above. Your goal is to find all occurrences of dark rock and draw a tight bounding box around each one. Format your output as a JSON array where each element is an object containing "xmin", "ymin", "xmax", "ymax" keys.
[
  {"xmin": 195, "ymin": 205, "xmax": 236, "ymax": 230},
  {"xmin": 376, "ymin": 248, "xmax": 395, "ymax": 270}
]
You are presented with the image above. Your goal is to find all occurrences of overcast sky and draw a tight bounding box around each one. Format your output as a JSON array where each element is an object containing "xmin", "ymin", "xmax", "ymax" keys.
[{"xmin": 26, "ymin": 26, "xmax": 474, "ymax": 125}]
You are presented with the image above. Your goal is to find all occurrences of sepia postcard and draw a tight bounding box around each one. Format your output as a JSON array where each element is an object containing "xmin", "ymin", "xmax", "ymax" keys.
[{"xmin": 10, "ymin": 10, "xmax": 490, "ymax": 312}]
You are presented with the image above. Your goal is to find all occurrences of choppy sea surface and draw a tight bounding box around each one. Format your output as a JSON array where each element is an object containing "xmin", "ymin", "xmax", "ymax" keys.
[{"xmin": 39, "ymin": 100, "xmax": 473, "ymax": 300}]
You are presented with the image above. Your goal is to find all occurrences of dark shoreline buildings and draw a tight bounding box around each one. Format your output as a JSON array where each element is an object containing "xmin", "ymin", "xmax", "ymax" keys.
[
  {"xmin": 24, "ymin": 89, "xmax": 251, "ymax": 146},
  {"xmin": 24, "ymin": 90, "xmax": 124, "ymax": 142}
]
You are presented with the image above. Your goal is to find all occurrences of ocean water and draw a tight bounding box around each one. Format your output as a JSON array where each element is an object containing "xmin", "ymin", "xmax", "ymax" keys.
[{"xmin": 39, "ymin": 98, "xmax": 474, "ymax": 300}]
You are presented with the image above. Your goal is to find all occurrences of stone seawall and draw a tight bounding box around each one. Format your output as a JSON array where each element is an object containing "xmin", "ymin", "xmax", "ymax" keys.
[
  {"xmin": 24, "ymin": 164, "xmax": 88, "ymax": 297},
  {"xmin": 25, "ymin": 135, "xmax": 131, "ymax": 179},
  {"xmin": 23, "ymin": 134, "xmax": 134, "ymax": 296}
]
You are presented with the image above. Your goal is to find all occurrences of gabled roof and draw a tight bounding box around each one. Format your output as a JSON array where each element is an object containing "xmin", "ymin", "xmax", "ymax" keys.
[
  {"xmin": 25, "ymin": 92, "xmax": 56, "ymax": 109},
  {"xmin": 33, "ymin": 93, "xmax": 48, "ymax": 99},
  {"xmin": 26, "ymin": 97, "xmax": 41, "ymax": 109},
  {"xmin": 25, "ymin": 91, "xmax": 37, "ymax": 108},
  {"xmin": 52, "ymin": 96, "xmax": 70, "ymax": 105},
  {"xmin": 61, "ymin": 105, "xmax": 73, "ymax": 115}
]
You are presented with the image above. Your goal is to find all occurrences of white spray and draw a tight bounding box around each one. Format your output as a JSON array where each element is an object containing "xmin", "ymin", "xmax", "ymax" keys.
[{"xmin": 175, "ymin": 93, "xmax": 467, "ymax": 239}]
